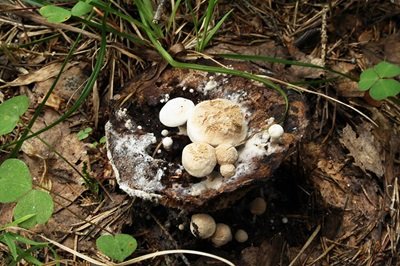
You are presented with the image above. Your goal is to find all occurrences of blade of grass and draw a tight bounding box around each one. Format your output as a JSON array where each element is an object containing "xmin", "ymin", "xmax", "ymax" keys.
[
  {"xmin": 202, "ymin": 9, "xmax": 232, "ymax": 50},
  {"xmin": 167, "ymin": 0, "xmax": 183, "ymax": 32},
  {"xmin": 139, "ymin": 13, "xmax": 290, "ymax": 118},
  {"xmin": 197, "ymin": 0, "xmax": 217, "ymax": 51},
  {"xmin": 218, "ymin": 53, "xmax": 355, "ymax": 80}
]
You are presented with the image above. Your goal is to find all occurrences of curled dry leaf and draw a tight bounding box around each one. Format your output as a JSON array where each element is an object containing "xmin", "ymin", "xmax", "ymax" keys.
[{"xmin": 339, "ymin": 124, "xmax": 384, "ymax": 177}]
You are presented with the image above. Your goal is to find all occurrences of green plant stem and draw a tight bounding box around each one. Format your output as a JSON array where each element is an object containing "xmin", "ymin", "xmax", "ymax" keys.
[
  {"xmin": 143, "ymin": 24, "xmax": 289, "ymax": 118},
  {"xmin": 219, "ymin": 53, "xmax": 355, "ymax": 81}
]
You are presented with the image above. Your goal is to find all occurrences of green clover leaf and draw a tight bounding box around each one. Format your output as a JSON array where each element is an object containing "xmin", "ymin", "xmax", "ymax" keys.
[{"xmin": 96, "ymin": 234, "xmax": 137, "ymax": 262}]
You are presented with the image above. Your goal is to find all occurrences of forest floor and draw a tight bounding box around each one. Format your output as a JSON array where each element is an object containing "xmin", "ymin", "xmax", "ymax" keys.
[{"xmin": 0, "ymin": 0, "xmax": 400, "ymax": 265}]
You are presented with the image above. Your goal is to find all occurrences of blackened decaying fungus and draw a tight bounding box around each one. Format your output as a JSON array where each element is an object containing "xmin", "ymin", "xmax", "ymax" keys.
[{"xmin": 105, "ymin": 60, "xmax": 308, "ymax": 210}]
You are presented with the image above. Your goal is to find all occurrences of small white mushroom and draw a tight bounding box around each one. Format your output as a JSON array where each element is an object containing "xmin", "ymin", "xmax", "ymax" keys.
[
  {"xmin": 182, "ymin": 142, "xmax": 216, "ymax": 177},
  {"xmin": 161, "ymin": 129, "xmax": 169, "ymax": 136},
  {"xmin": 162, "ymin": 137, "xmax": 173, "ymax": 150},
  {"xmin": 268, "ymin": 124, "xmax": 284, "ymax": 143},
  {"xmin": 211, "ymin": 223, "xmax": 232, "ymax": 247},
  {"xmin": 215, "ymin": 144, "xmax": 238, "ymax": 165},
  {"xmin": 249, "ymin": 197, "xmax": 267, "ymax": 215},
  {"xmin": 159, "ymin": 97, "xmax": 195, "ymax": 127},
  {"xmin": 187, "ymin": 98, "xmax": 248, "ymax": 147},
  {"xmin": 190, "ymin": 213, "xmax": 216, "ymax": 239},
  {"xmin": 220, "ymin": 164, "xmax": 236, "ymax": 178},
  {"xmin": 234, "ymin": 229, "xmax": 248, "ymax": 243}
]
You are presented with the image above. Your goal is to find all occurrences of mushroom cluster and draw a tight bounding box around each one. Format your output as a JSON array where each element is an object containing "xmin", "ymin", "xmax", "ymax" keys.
[
  {"xmin": 159, "ymin": 97, "xmax": 248, "ymax": 179},
  {"xmin": 189, "ymin": 213, "xmax": 249, "ymax": 246}
]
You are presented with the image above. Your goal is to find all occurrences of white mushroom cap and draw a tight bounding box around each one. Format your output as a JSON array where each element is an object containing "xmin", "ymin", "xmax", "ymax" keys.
[
  {"xmin": 249, "ymin": 197, "xmax": 267, "ymax": 215},
  {"xmin": 268, "ymin": 124, "xmax": 284, "ymax": 143},
  {"xmin": 220, "ymin": 164, "xmax": 236, "ymax": 178},
  {"xmin": 234, "ymin": 229, "xmax": 248, "ymax": 243},
  {"xmin": 159, "ymin": 97, "xmax": 195, "ymax": 127},
  {"xmin": 182, "ymin": 142, "xmax": 217, "ymax": 177},
  {"xmin": 211, "ymin": 223, "xmax": 232, "ymax": 247},
  {"xmin": 162, "ymin": 137, "xmax": 173, "ymax": 150},
  {"xmin": 215, "ymin": 144, "xmax": 238, "ymax": 165},
  {"xmin": 190, "ymin": 213, "xmax": 216, "ymax": 239},
  {"xmin": 187, "ymin": 99, "xmax": 248, "ymax": 147}
]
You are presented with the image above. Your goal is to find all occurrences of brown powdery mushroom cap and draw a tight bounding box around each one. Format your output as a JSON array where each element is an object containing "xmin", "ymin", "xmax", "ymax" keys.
[
  {"xmin": 105, "ymin": 59, "xmax": 308, "ymax": 210},
  {"xmin": 187, "ymin": 99, "xmax": 248, "ymax": 147}
]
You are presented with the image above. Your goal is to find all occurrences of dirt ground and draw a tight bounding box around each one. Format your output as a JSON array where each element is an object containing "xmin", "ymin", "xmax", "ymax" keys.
[{"xmin": 0, "ymin": 0, "xmax": 400, "ymax": 265}]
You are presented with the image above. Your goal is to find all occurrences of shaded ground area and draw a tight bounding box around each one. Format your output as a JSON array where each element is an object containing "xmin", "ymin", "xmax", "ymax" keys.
[{"xmin": 0, "ymin": 0, "xmax": 400, "ymax": 265}]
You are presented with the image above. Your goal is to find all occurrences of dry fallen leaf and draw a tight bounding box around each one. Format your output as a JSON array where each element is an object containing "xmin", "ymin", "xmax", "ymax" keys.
[
  {"xmin": 21, "ymin": 109, "xmax": 88, "ymax": 211},
  {"xmin": 33, "ymin": 62, "xmax": 89, "ymax": 110},
  {"xmin": 339, "ymin": 124, "xmax": 384, "ymax": 177},
  {"xmin": 0, "ymin": 62, "xmax": 77, "ymax": 89}
]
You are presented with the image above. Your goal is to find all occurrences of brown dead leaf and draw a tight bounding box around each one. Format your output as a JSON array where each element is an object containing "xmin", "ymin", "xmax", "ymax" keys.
[
  {"xmin": 0, "ymin": 62, "xmax": 77, "ymax": 89},
  {"xmin": 32, "ymin": 62, "xmax": 89, "ymax": 110},
  {"xmin": 21, "ymin": 109, "xmax": 88, "ymax": 211},
  {"xmin": 383, "ymin": 33, "xmax": 400, "ymax": 64},
  {"xmin": 335, "ymin": 79, "xmax": 364, "ymax": 97},
  {"xmin": 0, "ymin": 203, "xmax": 15, "ymax": 225},
  {"xmin": 286, "ymin": 44, "xmax": 325, "ymax": 79},
  {"xmin": 358, "ymin": 30, "xmax": 374, "ymax": 43},
  {"xmin": 339, "ymin": 124, "xmax": 384, "ymax": 177}
]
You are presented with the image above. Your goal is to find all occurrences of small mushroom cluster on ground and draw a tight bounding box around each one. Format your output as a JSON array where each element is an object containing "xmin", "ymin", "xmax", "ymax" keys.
[
  {"xmin": 190, "ymin": 213, "xmax": 248, "ymax": 247},
  {"xmin": 188, "ymin": 197, "xmax": 267, "ymax": 246},
  {"xmin": 159, "ymin": 97, "xmax": 285, "ymax": 179}
]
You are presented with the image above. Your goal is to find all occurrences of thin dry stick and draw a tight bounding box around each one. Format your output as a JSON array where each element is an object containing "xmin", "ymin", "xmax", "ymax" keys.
[
  {"xmin": 39, "ymin": 233, "xmax": 236, "ymax": 266},
  {"xmin": 321, "ymin": 5, "xmax": 328, "ymax": 66},
  {"xmin": 289, "ymin": 224, "xmax": 321, "ymax": 266},
  {"xmin": 308, "ymin": 242, "xmax": 335, "ymax": 265}
]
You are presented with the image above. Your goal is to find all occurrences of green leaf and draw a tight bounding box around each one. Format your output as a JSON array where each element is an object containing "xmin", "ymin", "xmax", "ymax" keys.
[
  {"xmin": 369, "ymin": 79, "xmax": 400, "ymax": 100},
  {"xmin": 77, "ymin": 127, "xmax": 92, "ymax": 140},
  {"xmin": 1, "ymin": 232, "xmax": 18, "ymax": 260},
  {"xmin": 0, "ymin": 159, "xmax": 32, "ymax": 203},
  {"xmin": 0, "ymin": 95, "xmax": 29, "ymax": 136},
  {"xmin": 39, "ymin": 5, "xmax": 71, "ymax": 23},
  {"xmin": 203, "ymin": 9, "xmax": 233, "ymax": 50},
  {"xmin": 1, "ymin": 214, "xmax": 36, "ymax": 230},
  {"xmin": 373, "ymin": 61, "xmax": 400, "ymax": 78},
  {"xmin": 14, "ymin": 234, "xmax": 48, "ymax": 246},
  {"xmin": 358, "ymin": 68, "xmax": 379, "ymax": 91},
  {"xmin": 71, "ymin": 1, "xmax": 93, "ymax": 17},
  {"xmin": 96, "ymin": 234, "xmax": 137, "ymax": 262},
  {"xmin": 99, "ymin": 136, "xmax": 106, "ymax": 144},
  {"xmin": 13, "ymin": 190, "xmax": 54, "ymax": 228},
  {"xmin": 21, "ymin": 253, "xmax": 43, "ymax": 265}
]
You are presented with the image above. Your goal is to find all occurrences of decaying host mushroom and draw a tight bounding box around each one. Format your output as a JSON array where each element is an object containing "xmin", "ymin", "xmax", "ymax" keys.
[
  {"xmin": 159, "ymin": 97, "xmax": 195, "ymax": 127},
  {"xmin": 190, "ymin": 213, "xmax": 217, "ymax": 239},
  {"xmin": 106, "ymin": 59, "xmax": 308, "ymax": 211},
  {"xmin": 211, "ymin": 223, "xmax": 232, "ymax": 247},
  {"xmin": 182, "ymin": 142, "xmax": 217, "ymax": 177},
  {"xmin": 249, "ymin": 197, "xmax": 267, "ymax": 215},
  {"xmin": 268, "ymin": 124, "xmax": 284, "ymax": 144},
  {"xmin": 187, "ymin": 99, "xmax": 248, "ymax": 147}
]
